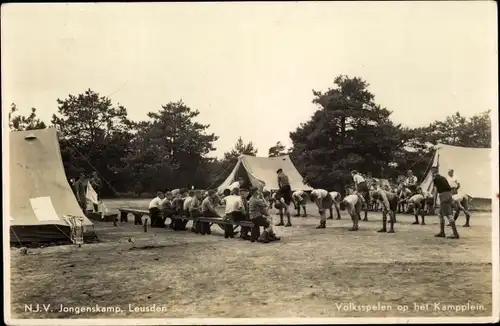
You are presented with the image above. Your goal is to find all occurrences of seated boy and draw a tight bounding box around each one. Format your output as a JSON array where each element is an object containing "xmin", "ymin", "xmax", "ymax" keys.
[
  {"xmin": 248, "ymin": 187, "xmax": 280, "ymax": 243},
  {"xmin": 221, "ymin": 188, "xmax": 245, "ymax": 238},
  {"xmin": 171, "ymin": 189, "xmax": 188, "ymax": 230},
  {"xmin": 188, "ymin": 190, "xmax": 204, "ymax": 233},
  {"xmin": 161, "ymin": 191, "xmax": 174, "ymax": 228},
  {"xmin": 149, "ymin": 191, "xmax": 165, "ymax": 228}
]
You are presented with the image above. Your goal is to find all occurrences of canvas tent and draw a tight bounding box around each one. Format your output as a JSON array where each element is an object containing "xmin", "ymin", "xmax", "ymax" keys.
[
  {"xmin": 8, "ymin": 128, "xmax": 96, "ymax": 244},
  {"xmin": 217, "ymin": 155, "xmax": 313, "ymax": 193},
  {"xmin": 419, "ymin": 143, "xmax": 492, "ymax": 209}
]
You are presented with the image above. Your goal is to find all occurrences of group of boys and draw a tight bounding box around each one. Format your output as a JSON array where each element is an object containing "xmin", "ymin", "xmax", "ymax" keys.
[
  {"xmin": 147, "ymin": 166, "xmax": 471, "ymax": 242},
  {"xmin": 147, "ymin": 183, "xmax": 281, "ymax": 243}
]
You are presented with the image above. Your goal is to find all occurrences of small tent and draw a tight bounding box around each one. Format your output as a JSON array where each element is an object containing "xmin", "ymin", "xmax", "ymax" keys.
[
  {"xmin": 217, "ymin": 155, "xmax": 313, "ymax": 193},
  {"xmin": 8, "ymin": 128, "xmax": 97, "ymax": 244},
  {"xmin": 419, "ymin": 143, "xmax": 492, "ymax": 210}
]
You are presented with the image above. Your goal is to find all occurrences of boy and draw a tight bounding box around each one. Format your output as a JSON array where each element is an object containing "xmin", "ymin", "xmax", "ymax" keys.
[
  {"xmin": 149, "ymin": 191, "xmax": 166, "ymax": 228},
  {"xmin": 221, "ymin": 188, "xmax": 245, "ymax": 238},
  {"xmin": 451, "ymin": 193, "xmax": 471, "ymax": 227},
  {"xmin": 339, "ymin": 193, "xmax": 363, "ymax": 231},
  {"xmin": 171, "ymin": 188, "xmax": 188, "ymax": 231},
  {"xmin": 239, "ymin": 188, "xmax": 252, "ymax": 240},
  {"xmin": 189, "ymin": 190, "xmax": 204, "ymax": 233},
  {"xmin": 432, "ymin": 168, "xmax": 459, "ymax": 239},
  {"xmin": 351, "ymin": 170, "xmax": 369, "ymax": 221},
  {"xmin": 310, "ymin": 189, "xmax": 334, "ymax": 229},
  {"xmin": 397, "ymin": 184, "xmax": 412, "ymax": 213},
  {"xmin": 407, "ymin": 188, "xmax": 426, "ymax": 225},
  {"xmin": 292, "ymin": 190, "xmax": 308, "ymax": 217},
  {"xmin": 277, "ymin": 169, "xmax": 293, "ymax": 208},
  {"xmin": 162, "ymin": 191, "xmax": 174, "ymax": 228},
  {"xmin": 200, "ymin": 190, "xmax": 220, "ymax": 235},
  {"xmin": 329, "ymin": 191, "xmax": 342, "ymax": 220},
  {"xmin": 371, "ymin": 186, "xmax": 397, "ymax": 233},
  {"xmin": 422, "ymin": 189, "xmax": 435, "ymax": 215},
  {"xmin": 275, "ymin": 191, "xmax": 292, "ymax": 227},
  {"xmin": 248, "ymin": 187, "xmax": 280, "ymax": 243}
]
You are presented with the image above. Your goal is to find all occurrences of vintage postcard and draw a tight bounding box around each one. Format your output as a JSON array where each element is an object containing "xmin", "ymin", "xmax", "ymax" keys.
[{"xmin": 2, "ymin": 2, "xmax": 498, "ymax": 325}]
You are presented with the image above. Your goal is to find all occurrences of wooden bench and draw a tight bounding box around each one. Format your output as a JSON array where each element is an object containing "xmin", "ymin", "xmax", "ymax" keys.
[
  {"xmin": 197, "ymin": 217, "xmax": 260, "ymax": 241},
  {"xmin": 118, "ymin": 208, "xmax": 151, "ymax": 232}
]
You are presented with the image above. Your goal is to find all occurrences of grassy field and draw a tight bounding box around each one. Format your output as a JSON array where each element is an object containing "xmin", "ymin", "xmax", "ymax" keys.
[{"xmin": 9, "ymin": 199, "xmax": 493, "ymax": 319}]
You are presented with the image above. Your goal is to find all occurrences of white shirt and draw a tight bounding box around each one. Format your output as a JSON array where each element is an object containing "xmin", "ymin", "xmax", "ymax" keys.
[
  {"xmin": 405, "ymin": 175, "xmax": 418, "ymax": 186},
  {"xmin": 183, "ymin": 196, "xmax": 194, "ymax": 211},
  {"xmin": 353, "ymin": 174, "xmax": 365, "ymax": 186},
  {"xmin": 343, "ymin": 194, "xmax": 359, "ymax": 206},
  {"xmin": 293, "ymin": 190, "xmax": 305, "ymax": 199},
  {"xmin": 408, "ymin": 194, "xmax": 424, "ymax": 203},
  {"xmin": 311, "ymin": 189, "xmax": 328, "ymax": 198},
  {"xmin": 223, "ymin": 195, "xmax": 244, "ymax": 214},
  {"xmin": 329, "ymin": 191, "xmax": 340, "ymax": 201},
  {"xmin": 228, "ymin": 181, "xmax": 241, "ymax": 191},
  {"xmin": 148, "ymin": 197, "xmax": 163, "ymax": 209},
  {"xmin": 447, "ymin": 175, "xmax": 460, "ymax": 188},
  {"xmin": 452, "ymin": 193, "xmax": 466, "ymax": 202}
]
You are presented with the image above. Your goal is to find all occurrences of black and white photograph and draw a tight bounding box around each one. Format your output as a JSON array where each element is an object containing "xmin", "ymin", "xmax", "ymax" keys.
[{"xmin": 2, "ymin": 2, "xmax": 498, "ymax": 325}]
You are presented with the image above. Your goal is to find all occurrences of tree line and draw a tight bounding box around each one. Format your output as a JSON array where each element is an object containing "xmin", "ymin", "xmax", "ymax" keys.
[{"xmin": 8, "ymin": 75, "xmax": 491, "ymax": 197}]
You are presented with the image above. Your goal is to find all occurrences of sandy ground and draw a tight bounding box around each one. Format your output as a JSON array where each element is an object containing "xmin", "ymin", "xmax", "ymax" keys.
[{"xmin": 9, "ymin": 199, "xmax": 493, "ymax": 319}]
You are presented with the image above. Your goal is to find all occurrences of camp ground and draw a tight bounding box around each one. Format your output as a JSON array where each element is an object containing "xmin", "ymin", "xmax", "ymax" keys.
[{"xmin": 6, "ymin": 128, "xmax": 494, "ymax": 319}]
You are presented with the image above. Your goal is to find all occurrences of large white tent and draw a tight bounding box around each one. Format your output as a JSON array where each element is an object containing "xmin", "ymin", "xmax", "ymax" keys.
[
  {"xmin": 419, "ymin": 143, "xmax": 492, "ymax": 209},
  {"xmin": 217, "ymin": 155, "xmax": 313, "ymax": 193},
  {"xmin": 8, "ymin": 128, "xmax": 97, "ymax": 244}
]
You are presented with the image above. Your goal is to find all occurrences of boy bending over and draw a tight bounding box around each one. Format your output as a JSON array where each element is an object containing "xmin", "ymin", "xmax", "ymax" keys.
[
  {"xmin": 371, "ymin": 188, "xmax": 397, "ymax": 233},
  {"xmin": 310, "ymin": 189, "xmax": 334, "ymax": 229}
]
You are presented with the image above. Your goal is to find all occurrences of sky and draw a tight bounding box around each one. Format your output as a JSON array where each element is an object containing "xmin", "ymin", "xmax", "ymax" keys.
[{"xmin": 2, "ymin": 2, "xmax": 497, "ymax": 158}]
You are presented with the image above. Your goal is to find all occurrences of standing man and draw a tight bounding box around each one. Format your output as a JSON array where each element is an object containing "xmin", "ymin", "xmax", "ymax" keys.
[
  {"xmin": 276, "ymin": 168, "xmax": 293, "ymax": 227},
  {"xmin": 89, "ymin": 171, "xmax": 102, "ymax": 212},
  {"xmin": 432, "ymin": 168, "xmax": 460, "ymax": 239},
  {"xmin": 446, "ymin": 169, "xmax": 460, "ymax": 195},
  {"xmin": 351, "ymin": 170, "xmax": 369, "ymax": 221},
  {"xmin": 75, "ymin": 173, "xmax": 88, "ymax": 212}
]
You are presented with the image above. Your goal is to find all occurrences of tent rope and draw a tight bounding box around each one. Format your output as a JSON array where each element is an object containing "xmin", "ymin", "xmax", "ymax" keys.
[
  {"xmin": 10, "ymin": 228, "xmax": 23, "ymax": 247},
  {"xmin": 205, "ymin": 163, "xmax": 234, "ymax": 190},
  {"xmin": 68, "ymin": 143, "xmax": 120, "ymax": 195}
]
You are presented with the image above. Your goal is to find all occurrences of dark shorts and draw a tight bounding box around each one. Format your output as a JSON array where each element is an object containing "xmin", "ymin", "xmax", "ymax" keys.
[
  {"xmin": 279, "ymin": 185, "xmax": 293, "ymax": 205},
  {"xmin": 388, "ymin": 197, "xmax": 398, "ymax": 212},
  {"xmin": 202, "ymin": 210, "xmax": 219, "ymax": 218},
  {"xmin": 357, "ymin": 182, "xmax": 370, "ymax": 201},
  {"xmin": 228, "ymin": 210, "xmax": 246, "ymax": 222},
  {"xmin": 250, "ymin": 215, "xmax": 270, "ymax": 228},
  {"xmin": 439, "ymin": 191, "xmax": 453, "ymax": 216},
  {"xmin": 318, "ymin": 193, "xmax": 334, "ymax": 210}
]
